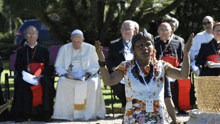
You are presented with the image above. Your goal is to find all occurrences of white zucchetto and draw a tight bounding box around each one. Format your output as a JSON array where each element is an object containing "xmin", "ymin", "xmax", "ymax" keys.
[{"xmin": 71, "ymin": 29, "xmax": 84, "ymax": 37}]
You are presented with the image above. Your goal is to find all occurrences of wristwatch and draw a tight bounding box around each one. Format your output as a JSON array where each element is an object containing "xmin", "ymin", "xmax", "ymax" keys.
[{"xmin": 98, "ymin": 60, "xmax": 105, "ymax": 67}]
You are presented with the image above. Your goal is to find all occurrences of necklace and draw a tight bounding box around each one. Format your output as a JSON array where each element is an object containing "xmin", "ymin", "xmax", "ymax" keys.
[
  {"xmin": 135, "ymin": 60, "xmax": 155, "ymax": 98},
  {"xmin": 211, "ymin": 41, "xmax": 219, "ymax": 62},
  {"xmin": 68, "ymin": 46, "xmax": 81, "ymax": 72},
  {"xmin": 27, "ymin": 45, "xmax": 37, "ymax": 72},
  {"xmin": 159, "ymin": 34, "xmax": 174, "ymax": 60}
]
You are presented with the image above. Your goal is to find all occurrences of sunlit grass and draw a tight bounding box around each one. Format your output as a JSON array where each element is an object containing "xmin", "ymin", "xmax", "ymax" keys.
[{"xmin": 0, "ymin": 65, "xmax": 122, "ymax": 111}]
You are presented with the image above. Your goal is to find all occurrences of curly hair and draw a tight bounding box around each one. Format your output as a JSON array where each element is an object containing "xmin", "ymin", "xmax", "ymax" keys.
[
  {"xmin": 131, "ymin": 31, "xmax": 157, "ymax": 66},
  {"xmin": 131, "ymin": 32, "xmax": 154, "ymax": 52}
]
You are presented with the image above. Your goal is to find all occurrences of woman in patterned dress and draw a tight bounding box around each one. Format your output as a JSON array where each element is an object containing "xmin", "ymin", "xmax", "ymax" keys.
[{"xmin": 95, "ymin": 32, "xmax": 193, "ymax": 124}]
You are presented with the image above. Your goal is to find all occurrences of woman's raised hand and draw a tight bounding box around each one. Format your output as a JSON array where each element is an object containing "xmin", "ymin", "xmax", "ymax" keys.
[
  {"xmin": 95, "ymin": 41, "xmax": 105, "ymax": 62},
  {"xmin": 183, "ymin": 33, "xmax": 194, "ymax": 53}
]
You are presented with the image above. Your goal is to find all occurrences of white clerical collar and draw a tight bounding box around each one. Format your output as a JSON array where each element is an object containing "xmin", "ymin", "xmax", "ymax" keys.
[
  {"xmin": 125, "ymin": 40, "xmax": 129, "ymax": 43},
  {"xmin": 123, "ymin": 38, "xmax": 132, "ymax": 43},
  {"xmin": 28, "ymin": 42, "xmax": 38, "ymax": 48},
  {"xmin": 73, "ymin": 47, "xmax": 81, "ymax": 51}
]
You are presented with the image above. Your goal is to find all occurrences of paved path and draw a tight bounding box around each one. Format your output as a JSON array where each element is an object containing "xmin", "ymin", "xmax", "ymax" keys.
[{"xmin": 0, "ymin": 114, "xmax": 190, "ymax": 124}]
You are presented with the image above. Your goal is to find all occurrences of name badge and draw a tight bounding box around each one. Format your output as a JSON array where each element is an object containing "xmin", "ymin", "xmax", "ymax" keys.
[{"xmin": 146, "ymin": 99, "xmax": 154, "ymax": 112}]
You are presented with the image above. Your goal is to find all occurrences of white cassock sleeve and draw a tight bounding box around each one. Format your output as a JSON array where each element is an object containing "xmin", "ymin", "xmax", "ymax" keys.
[
  {"xmin": 83, "ymin": 45, "xmax": 100, "ymax": 75},
  {"xmin": 55, "ymin": 45, "xmax": 69, "ymax": 76},
  {"xmin": 190, "ymin": 36, "xmax": 200, "ymax": 62}
]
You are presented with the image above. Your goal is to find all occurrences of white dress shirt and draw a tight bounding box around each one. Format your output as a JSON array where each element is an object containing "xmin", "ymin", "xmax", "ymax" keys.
[{"xmin": 190, "ymin": 30, "xmax": 213, "ymax": 61}]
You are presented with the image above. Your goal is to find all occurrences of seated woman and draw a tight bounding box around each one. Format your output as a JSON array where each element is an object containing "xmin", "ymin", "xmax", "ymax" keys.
[{"xmin": 95, "ymin": 31, "xmax": 193, "ymax": 124}]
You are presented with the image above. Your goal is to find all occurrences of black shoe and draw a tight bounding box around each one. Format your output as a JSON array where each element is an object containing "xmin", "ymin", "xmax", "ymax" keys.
[
  {"xmin": 44, "ymin": 111, "xmax": 52, "ymax": 122},
  {"xmin": 15, "ymin": 113, "xmax": 28, "ymax": 122},
  {"xmin": 31, "ymin": 113, "xmax": 52, "ymax": 122},
  {"xmin": 15, "ymin": 117, "xmax": 27, "ymax": 122},
  {"xmin": 177, "ymin": 110, "xmax": 188, "ymax": 115},
  {"xmin": 44, "ymin": 117, "xmax": 52, "ymax": 122}
]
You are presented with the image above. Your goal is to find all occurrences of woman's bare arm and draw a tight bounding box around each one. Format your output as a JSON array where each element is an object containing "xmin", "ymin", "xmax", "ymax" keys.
[
  {"xmin": 95, "ymin": 41, "xmax": 124, "ymax": 86},
  {"xmin": 100, "ymin": 67, "xmax": 124, "ymax": 86}
]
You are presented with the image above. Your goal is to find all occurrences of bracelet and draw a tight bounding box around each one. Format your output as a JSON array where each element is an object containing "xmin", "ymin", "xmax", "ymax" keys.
[{"xmin": 98, "ymin": 60, "xmax": 105, "ymax": 67}]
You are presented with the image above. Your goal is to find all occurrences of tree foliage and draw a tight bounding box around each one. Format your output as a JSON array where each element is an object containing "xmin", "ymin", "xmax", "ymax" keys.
[
  {"xmin": 3, "ymin": 0, "xmax": 184, "ymax": 46},
  {"xmin": 174, "ymin": 0, "xmax": 220, "ymax": 41}
]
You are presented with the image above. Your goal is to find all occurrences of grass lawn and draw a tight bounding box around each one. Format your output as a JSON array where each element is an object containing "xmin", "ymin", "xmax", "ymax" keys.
[
  {"xmin": 0, "ymin": 60, "xmax": 123, "ymax": 114},
  {"xmin": 1, "ymin": 59, "xmax": 198, "ymax": 114}
]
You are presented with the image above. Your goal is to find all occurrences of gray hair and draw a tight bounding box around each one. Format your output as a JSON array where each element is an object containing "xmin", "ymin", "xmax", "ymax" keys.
[
  {"xmin": 203, "ymin": 16, "xmax": 214, "ymax": 22},
  {"xmin": 165, "ymin": 17, "xmax": 179, "ymax": 28},
  {"xmin": 24, "ymin": 26, "xmax": 39, "ymax": 35},
  {"xmin": 121, "ymin": 20, "xmax": 135, "ymax": 29},
  {"xmin": 133, "ymin": 21, "xmax": 139, "ymax": 33},
  {"xmin": 158, "ymin": 22, "xmax": 172, "ymax": 31}
]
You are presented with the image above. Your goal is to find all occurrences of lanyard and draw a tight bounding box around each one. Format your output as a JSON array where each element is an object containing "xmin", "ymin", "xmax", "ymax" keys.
[
  {"xmin": 27, "ymin": 45, "xmax": 37, "ymax": 72},
  {"xmin": 68, "ymin": 45, "xmax": 82, "ymax": 72},
  {"xmin": 122, "ymin": 39, "xmax": 132, "ymax": 49},
  {"xmin": 159, "ymin": 34, "xmax": 174, "ymax": 60},
  {"xmin": 135, "ymin": 60, "xmax": 155, "ymax": 97}
]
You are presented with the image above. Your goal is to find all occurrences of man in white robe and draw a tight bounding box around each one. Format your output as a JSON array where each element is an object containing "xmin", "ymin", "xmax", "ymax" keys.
[
  {"xmin": 190, "ymin": 16, "xmax": 214, "ymax": 76},
  {"xmin": 53, "ymin": 29, "xmax": 106, "ymax": 121}
]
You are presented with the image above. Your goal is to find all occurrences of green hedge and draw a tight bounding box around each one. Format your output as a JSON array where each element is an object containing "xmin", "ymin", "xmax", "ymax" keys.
[{"xmin": 0, "ymin": 31, "xmax": 18, "ymax": 60}]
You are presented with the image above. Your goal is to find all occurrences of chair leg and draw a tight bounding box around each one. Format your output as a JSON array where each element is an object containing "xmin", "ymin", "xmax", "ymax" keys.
[
  {"xmin": 111, "ymin": 87, "xmax": 114, "ymax": 117},
  {"xmin": 4, "ymin": 73, "xmax": 10, "ymax": 102},
  {"xmin": 190, "ymin": 73, "xmax": 196, "ymax": 108}
]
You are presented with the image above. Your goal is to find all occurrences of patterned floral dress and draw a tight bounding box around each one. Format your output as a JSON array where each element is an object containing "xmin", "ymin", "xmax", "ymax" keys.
[{"xmin": 116, "ymin": 60, "xmax": 172, "ymax": 124}]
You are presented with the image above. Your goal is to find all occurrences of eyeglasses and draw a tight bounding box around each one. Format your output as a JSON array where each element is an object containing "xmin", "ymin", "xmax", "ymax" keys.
[
  {"xmin": 26, "ymin": 34, "xmax": 37, "ymax": 37},
  {"xmin": 158, "ymin": 30, "xmax": 170, "ymax": 33},
  {"xmin": 203, "ymin": 21, "xmax": 211, "ymax": 25},
  {"xmin": 122, "ymin": 28, "xmax": 133, "ymax": 32}
]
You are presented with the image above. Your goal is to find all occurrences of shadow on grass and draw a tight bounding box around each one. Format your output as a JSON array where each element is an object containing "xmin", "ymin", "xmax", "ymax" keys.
[
  {"xmin": 104, "ymin": 99, "xmax": 120, "ymax": 106},
  {"xmin": 102, "ymin": 92, "xmax": 112, "ymax": 95},
  {"xmin": 1, "ymin": 84, "xmax": 14, "ymax": 89}
]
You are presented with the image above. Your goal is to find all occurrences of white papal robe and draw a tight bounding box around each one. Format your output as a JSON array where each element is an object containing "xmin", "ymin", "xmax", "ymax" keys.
[{"xmin": 53, "ymin": 42, "xmax": 106, "ymax": 120}]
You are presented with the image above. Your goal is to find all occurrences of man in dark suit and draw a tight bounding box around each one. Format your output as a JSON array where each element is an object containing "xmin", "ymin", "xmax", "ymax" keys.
[
  {"xmin": 106, "ymin": 20, "xmax": 135, "ymax": 107},
  {"xmin": 154, "ymin": 22, "xmax": 192, "ymax": 116},
  {"xmin": 154, "ymin": 22, "xmax": 185, "ymax": 120},
  {"xmin": 165, "ymin": 17, "xmax": 185, "ymax": 43}
]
